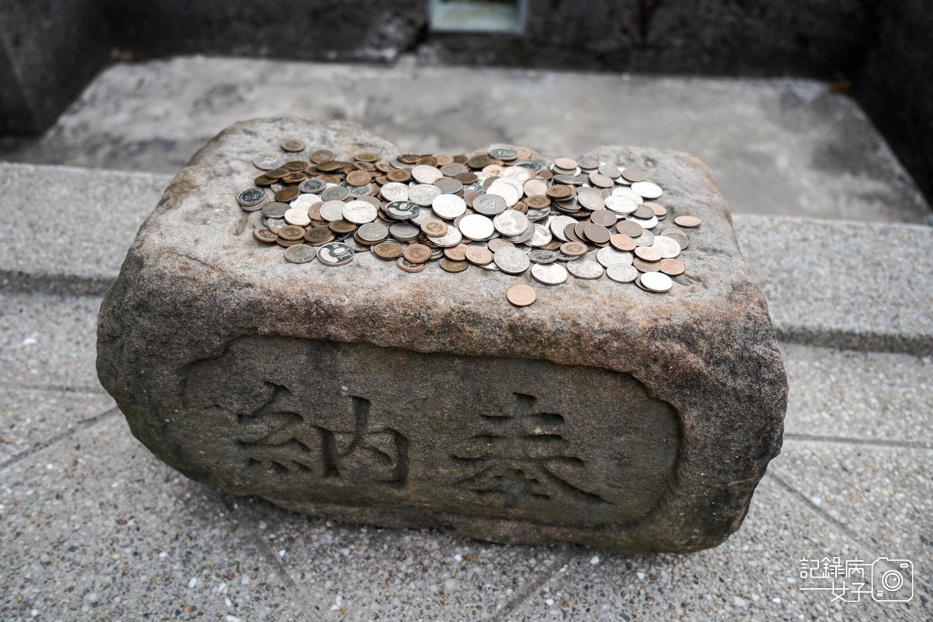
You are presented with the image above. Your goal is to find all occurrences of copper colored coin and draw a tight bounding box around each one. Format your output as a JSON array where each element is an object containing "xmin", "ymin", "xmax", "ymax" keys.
[
  {"xmin": 440, "ymin": 258, "xmax": 469, "ymax": 273},
  {"xmin": 507, "ymin": 284, "xmax": 536, "ymax": 307},
  {"xmin": 564, "ymin": 223, "xmax": 583, "ymax": 243},
  {"xmin": 456, "ymin": 172, "xmax": 478, "ymax": 184},
  {"xmin": 465, "ymin": 246, "xmax": 493, "ymax": 265},
  {"xmin": 281, "ymin": 139, "xmax": 305, "ymax": 152},
  {"xmin": 281, "ymin": 171, "xmax": 307, "ymax": 184},
  {"xmin": 397, "ymin": 257, "xmax": 425, "ymax": 272},
  {"xmin": 253, "ymin": 227, "xmax": 277, "ymax": 243},
  {"xmin": 590, "ymin": 209, "xmax": 616, "ymax": 227},
  {"xmin": 276, "ymin": 237, "xmax": 304, "ymax": 247},
  {"xmin": 560, "ymin": 241, "xmax": 588, "ymax": 257},
  {"xmin": 574, "ymin": 221, "xmax": 589, "ymax": 240},
  {"xmin": 346, "ymin": 170, "xmax": 372, "ymax": 186},
  {"xmin": 662, "ymin": 229, "xmax": 690, "ymax": 249},
  {"xmin": 307, "ymin": 202, "xmax": 324, "ymax": 221},
  {"xmin": 277, "ymin": 225, "xmax": 305, "ymax": 241},
  {"xmin": 584, "ymin": 224, "xmax": 611, "ymax": 244},
  {"xmin": 266, "ymin": 167, "xmax": 288, "ymax": 179},
  {"xmin": 373, "ymin": 241, "xmax": 403, "ymax": 259},
  {"xmin": 467, "ymin": 154, "xmax": 493, "ymax": 169},
  {"xmin": 615, "ymin": 220, "xmax": 644, "ymax": 237},
  {"xmin": 403, "ymin": 243, "xmax": 432, "ymax": 264},
  {"xmin": 610, "ymin": 234, "xmax": 636, "ymax": 252},
  {"xmin": 621, "ymin": 166, "xmax": 646, "ymax": 182},
  {"xmin": 644, "ymin": 202, "xmax": 667, "ymax": 218},
  {"xmin": 487, "ymin": 238, "xmax": 514, "ymax": 252},
  {"xmin": 634, "ymin": 246, "xmax": 662, "ymax": 262},
  {"xmin": 275, "ymin": 186, "xmax": 300, "ymax": 202},
  {"xmin": 386, "ymin": 169, "xmax": 412, "ymax": 183},
  {"xmin": 316, "ymin": 160, "xmax": 343, "ymax": 172},
  {"xmin": 434, "ymin": 153, "xmax": 454, "ymax": 166},
  {"xmin": 328, "ymin": 220, "xmax": 357, "ymax": 234},
  {"xmin": 421, "ymin": 220, "xmax": 448, "ymax": 237},
  {"xmin": 311, "ymin": 149, "xmax": 334, "ymax": 164},
  {"xmin": 444, "ymin": 244, "xmax": 469, "ymax": 261},
  {"xmin": 660, "ymin": 258, "xmax": 686, "ymax": 276},
  {"xmin": 547, "ymin": 185, "xmax": 572, "ymax": 200},
  {"xmin": 515, "ymin": 147, "xmax": 533, "ymax": 159},
  {"xmin": 355, "ymin": 152, "xmax": 377, "ymax": 163},
  {"xmin": 633, "ymin": 257, "xmax": 662, "ymax": 272},
  {"xmin": 674, "ymin": 215, "xmax": 701, "ymax": 228},
  {"xmin": 554, "ymin": 157, "xmax": 577, "ymax": 170},
  {"xmin": 304, "ymin": 227, "xmax": 334, "ymax": 244},
  {"xmin": 525, "ymin": 195, "xmax": 550, "ymax": 209},
  {"xmin": 541, "ymin": 240, "xmax": 563, "ymax": 251},
  {"xmin": 254, "ymin": 174, "xmax": 274, "ymax": 186},
  {"xmin": 283, "ymin": 160, "xmax": 309, "ymax": 171}
]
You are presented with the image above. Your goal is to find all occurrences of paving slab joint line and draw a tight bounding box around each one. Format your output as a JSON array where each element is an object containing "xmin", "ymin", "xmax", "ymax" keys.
[
  {"xmin": 0, "ymin": 271, "xmax": 116, "ymax": 297},
  {"xmin": 0, "ymin": 381, "xmax": 109, "ymax": 394},
  {"xmin": 219, "ymin": 494, "xmax": 316, "ymax": 622},
  {"xmin": 764, "ymin": 472, "xmax": 933, "ymax": 597},
  {"xmin": 783, "ymin": 433, "xmax": 933, "ymax": 450},
  {"xmin": 487, "ymin": 547, "xmax": 577, "ymax": 622},
  {"xmin": 0, "ymin": 405, "xmax": 119, "ymax": 472}
]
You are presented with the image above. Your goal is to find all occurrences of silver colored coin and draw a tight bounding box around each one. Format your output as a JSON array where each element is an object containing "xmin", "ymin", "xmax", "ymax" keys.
[
  {"xmin": 640, "ymin": 271, "xmax": 674, "ymax": 292},
  {"xmin": 604, "ymin": 195, "xmax": 638, "ymax": 215},
  {"xmin": 317, "ymin": 242, "xmax": 355, "ymax": 266},
  {"xmin": 493, "ymin": 209, "xmax": 530, "ymax": 237},
  {"xmin": 529, "ymin": 249, "xmax": 559, "ymax": 264},
  {"xmin": 632, "ymin": 230, "xmax": 655, "ymax": 247},
  {"xmin": 284, "ymin": 208, "xmax": 311, "ymax": 226},
  {"xmin": 441, "ymin": 163, "xmax": 469, "ymax": 176},
  {"xmin": 493, "ymin": 247, "xmax": 531, "ymax": 275},
  {"xmin": 385, "ymin": 200, "xmax": 420, "ymax": 220},
  {"xmin": 343, "ymin": 237, "xmax": 369, "ymax": 252},
  {"xmin": 269, "ymin": 182, "xmax": 286, "ymax": 193},
  {"xmin": 319, "ymin": 200, "xmax": 347, "ymax": 222},
  {"xmin": 253, "ymin": 153, "xmax": 284, "ymax": 170},
  {"xmin": 472, "ymin": 193, "xmax": 507, "ymax": 216},
  {"xmin": 577, "ymin": 189, "xmax": 605, "ymax": 211},
  {"xmin": 518, "ymin": 158, "xmax": 546, "ymax": 172},
  {"xmin": 552, "ymin": 173, "xmax": 585, "ymax": 185},
  {"xmin": 265, "ymin": 218, "xmax": 286, "ymax": 233},
  {"xmin": 567, "ymin": 258, "xmax": 605, "ymax": 280},
  {"xmin": 427, "ymin": 227, "xmax": 463, "ymax": 248},
  {"xmin": 284, "ymin": 244, "xmax": 316, "ymax": 264},
  {"xmin": 435, "ymin": 177, "xmax": 463, "ymax": 194},
  {"xmin": 531, "ymin": 262, "xmax": 569, "ymax": 285},
  {"xmin": 629, "ymin": 215, "xmax": 659, "ymax": 229},
  {"xmin": 506, "ymin": 225, "xmax": 535, "ymax": 245},
  {"xmin": 289, "ymin": 193, "xmax": 320, "ymax": 210},
  {"xmin": 410, "ymin": 207, "xmax": 436, "ymax": 225},
  {"xmin": 432, "ymin": 193, "xmax": 467, "ymax": 219},
  {"xmin": 262, "ymin": 202, "xmax": 290, "ymax": 218},
  {"xmin": 596, "ymin": 247, "xmax": 634, "ymax": 267},
  {"xmin": 237, "ymin": 187, "xmax": 266, "ymax": 208},
  {"xmin": 411, "ymin": 165, "xmax": 443, "ymax": 184},
  {"xmin": 487, "ymin": 178, "xmax": 523, "ymax": 207},
  {"xmin": 408, "ymin": 184, "xmax": 441, "ymax": 207},
  {"xmin": 612, "ymin": 186, "xmax": 643, "ymax": 204},
  {"xmin": 488, "ymin": 147, "xmax": 518, "ymax": 160},
  {"xmin": 632, "ymin": 181, "xmax": 663, "ymax": 199},
  {"xmin": 606, "ymin": 264, "xmax": 639, "ymax": 283},
  {"xmin": 298, "ymin": 178, "xmax": 327, "ymax": 194},
  {"xmin": 348, "ymin": 183, "xmax": 375, "ymax": 198},
  {"xmin": 499, "ymin": 165, "xmax": 533, "ymax": 183},
  {"xmin": 321, "ymin": 186, "xmax": 349, "ymax": 202},
  {"xmin": 651, "ymin": 236, "xmax": 681, "ymax": 258},
  {"xmin": 598, "ymin": 163, "xmax": 621, "ymax": 178},
  {"xmin": 357, "ymin": 222, "xmax": 389, "ymax": 243},
  {"xmin": 389, "ymin": 222, "xmax": 420, "ymax": 241},
  {"xmin": 430, "ymin": 247, "xmax": 445, "ymax": 260},
  {"xmin": 458, "ymin": 213, "xmax": 495, "ymax": 240},
  {"xmin": 550, "ymin": 215, "xmax": 578, "ymax": 241},
  {"xmin": 342, "ymin": 200, "xmax": 378, "ymax": 224},
  {"xmin": 380, "ymin": 182, "xmax": 410, "ymax": 202},
  {"xmin": 527, "ymin": 223, "xmax": 553, "ymax": 247},
  {"xmin": 526, "ymin": 207, "xmax": 551, "ymax": 221}
]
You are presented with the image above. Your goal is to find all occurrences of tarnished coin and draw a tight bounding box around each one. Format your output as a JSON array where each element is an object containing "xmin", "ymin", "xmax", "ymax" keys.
[
  {"xmin": 590, "ymin": 209, "xmax": 617, "ymax": 227},
  {"xmin": 397, "ymin": 257, "xmax": 426, "ymax": 273},
  {"xmin": 253, "ymin": 153, "xmax": 284, "ymax": 170},
  {"xmin": 319, "ymin": 200, "xmax": 346, "ymax": 222},
  {"xmin": 348, "ymin": 183, "xmax": 375, "ymax": 198},
  {"xmin": 304, "ymin": 227, "xmax": 334, "ymax": 245},
  {"xmin": 428, "ymin": 226, "xmax": 462, "ymax": 248},
  {"xmin": 386, "ymin": 169, "xmax": 412, "ymax": 183},
  {"xmin": 560, "ymin": 241, "xmax": 588, "ymax": 257},
  {"xmin": 598, "ymin": 163, "xmax": 621, "ymax": 178},
  {"xmin": 321, "ymin": 186, "xmax": 349, "ymax": 202},
  {"xmin": 529, "ymin": 249, "xmax": 559, "ymax": 264},
  {"xmin": 621, "ymin": 166, "xmax": 646, "ymax": 182},
  {"xmin": 652, "ymin": 236, "xmax": 681, "ymax": 258},
  {"xmin": 434, "ymin": 177, "xmax": 463, "ymax": 195},
  {"xmin": 253, "ymin": 227, "xmax": 277, "ymax": 243},
  {"xmin": 547, "ymin": 184, "xmax": 572, "ymax": 200},
  {"xmin": 610, "ymin": 233, "xmax": 636, "ymax": 252},
  {"xmin": 531, "ymin": 262, "xmax": 568, "ymax": 285},
  {"xmin": 409, "ymin": 184, "xmax": 441, "ymax": 206},
  {"xmin": 444, "ymin": 244, "xmax": 469, "ymax": 261},
  {"xmin": 458, "ymin": 213, "xmax": 495, "ymax": 240},
  {"xmin": 357, "ymin": 222, "xmax": 389, "ymax": 244},
  {"xmin": 567, "ymin": 258, "xmax": 604, "ymax": 279},
  {"xmin": 494, "ymin": 247, "xmax": 530, "ymax": 274},
  {"xmin": 342, "ymin": 200, "xmax": 378, "ymax": 224},
  {"xmin": 281, "ymin": 139, "xmax": 305, "ymax": 152},
  {"xmin": 284, "ymin": 208, "xmax": 311, "ymax": 226},
  {"xmin": 633, "ymin": 204, "xmax": 655, "ymax": 220},
  {"xmin": 473, "ymin": 193, "xmax": 507, "ymax": 216},
  {"xmin": 284, "ymin": 244, "xmax": 316, "ymax": 264},
  {"xmin": 385, "ymin": 200, "xmax": 420, "ymax": 220},
  {"xmin": 660, "ymin": 258, "xmax": 686, "ymax": 276},
  {"xmin": 493, "ymin": 210, "xmax": 530, "ymax": 237},
  {"xmin": 440, "ymin": 258, "xmax": 469, "ymax": 273},
  {"xmin": 633, "ymin": 257, "xmax": 662, "ymax": 272},
  {"xmin": 632, "ymin": 181, "xmax": 663, "ymax": 199},
  {"xmin": 640, "ymin": 271, "xmax": 674, "ymax": 292},
  {"xmin": 596, "ymin": 247, "xmax": 633, "ymax": 267},
  {"xmin": 421, "ymin": 220, "xmax": 448, "ymax": 237},
  {"xmin": 412, "ymin": 165, "xmax": 443, "ymax": 184},
  {"xmin": 506, "ymin": 284, "xmax": 536, "ymax": 307},
  {"xmin": 489, "ymin": 147, "xmax": 518, "ymax": 161},
  {"xmin": 311, "ymin": 149, "xmax": 334, "ymax": 164},
  {"xmin": 262, "ymin": 202, "xmax": 290, "ymax": 218},
  {"xmin": 403, "ymin": 244, "xmax": 432, "ymax": 264},
  {"xmin": 432, "ymin": 193, "xmax": 467, "ymax": 219},
  {"xmin": 237, "ymin": 187, "xmax": 266, "ymax": 209},
  {"xmin": 346, "ymin": 170, "xmax": 372, "ymax": 187},
  {"xmin": 607, "ymin": 264, "xmax": 639, "ymax": 283},
  {"xmin": 487, "ymin": 238, "xmax": 514, "ymax": 252},
  {"xmin": 583, "ymin": 224, "xmax": 610, "ymax": 244},
  {"xmin": 329, "ymin": 220, "xmax": 357, "ymax": 234},
  {"xmin": 373, "ymin": 241, "xmax": 403, "ymax": 260},
  {"xmin": 465, "ymin": 246, "xmax": 494, "ymax": 265},
  {"xmin": 615, "ymin": 220, "xmax": 644, "ymax": 238},
  {"xmin": 634, "ymin": 246, "xmax": 662, "ymax": 262},
  {"xmin": 390, "ymin": 222, "xmax": 420, "ymax": 241},
  {"xmin": 277, "ymin": 225, "xmax": 305, "ymax": 241},
  {"xmin": 265, "ymin": 218, "xmax": 286, "ymax": 233},
  {"xmin": 588, "ymin": 172, "xmax": 614, "ymax": 188},
  {"xmin": 298, "ymin": 177, "xmax": 327, "ymax": 194},
  {"xmin": 674, "ymin": 215, "xmax": 701, "ymax": 228}
]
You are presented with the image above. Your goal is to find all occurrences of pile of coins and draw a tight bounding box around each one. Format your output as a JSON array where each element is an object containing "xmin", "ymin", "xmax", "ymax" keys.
[{"xmin": 237, "ymin": 139, "xmax": 702, "ymax": 306}]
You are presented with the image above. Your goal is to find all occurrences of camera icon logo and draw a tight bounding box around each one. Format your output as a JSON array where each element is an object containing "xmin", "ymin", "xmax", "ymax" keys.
[{"xmin": 871, "ymin": 558, "xmax": 913, "ymax": 602}]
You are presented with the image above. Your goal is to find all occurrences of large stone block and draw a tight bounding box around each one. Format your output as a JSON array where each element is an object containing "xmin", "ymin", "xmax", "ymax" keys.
[{"xmin": 97, "ymin": 118, "xmax": 787, "ymax": 553}]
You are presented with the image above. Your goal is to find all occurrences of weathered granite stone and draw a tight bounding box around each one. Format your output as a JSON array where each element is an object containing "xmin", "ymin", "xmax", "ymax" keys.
[{"xmin": 96, "ymin": 118, "xmax": 787, "ymax": 553}]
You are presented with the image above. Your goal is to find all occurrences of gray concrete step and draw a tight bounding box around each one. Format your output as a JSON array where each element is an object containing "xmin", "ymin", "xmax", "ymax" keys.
[
  {"xmin": 1, "ymin": 161, "xmax": 930, "ymax": 355},
  {"xmin": 4, "ymin": 56, "xmax": 930, "ymax": 224}
]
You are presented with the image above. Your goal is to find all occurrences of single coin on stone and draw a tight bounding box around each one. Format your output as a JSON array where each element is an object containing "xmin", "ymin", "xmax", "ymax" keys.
[
  {"xmin": 284, "ymin": 244, "xmax": 316, "ymax": 264},
  {"xmin": 531, "ymin": 262, "xmax": 569, "ymax": 285},
  {"xmin": 281, "ymin": 139, "xmax": 305, "ymax": 152},
  {"xmin": 674, "ymin": 215, "xmax": 702, "ymax": 228},
  {"xmin": 507, "ymin": 284, "xmax": 537, "ymax": 307},
  {"xmin": 640, "ymin": 271, "xmax": 674, "ymax": 292}
]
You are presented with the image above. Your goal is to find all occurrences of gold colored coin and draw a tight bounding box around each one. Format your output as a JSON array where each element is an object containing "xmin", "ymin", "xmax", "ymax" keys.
[
  {"xmin": 386, "ymin": 169, "xmax": 412, "ymax": 183},
  {"xmin": 403, "ymin": 243, "xmax": 432, "ymax": 264},
  {"xmin": 253, "ymin": 227, "xmax": 277, "ymax": 243},
  {"xmin": 421, "ymin": 220, "xmax": 448, "ymax": 237},
  {"xmin": 373, "ymin": 242, "xmax": 403, "ymax": 259},
  {"xmin": 277, "ymin": 225, "xmax": 305, "ymax": 241},
  {"xmin": 281, "ymin": 139, "xmax": 305, "ymax": 152},
  {"xmin": 547, "ymin": 185, "xmax": 572, "ymax": 199},
  {"xmin": 275, "ymin": 187, "xmax": 300, "ymax": 202},
  {"xmin": 346, "ymin": 170, "xmax": 372, "ymax": 187},
  {"xmin": 440, "ymin": 258, "xmax": 469, "ymax": 273},
  {"xmin": 560, "ymin": 242, "xmax": 588, "ymax": 257},
  {"xmin": 355, "ymin": 152, "xmax": 378, "ymax": 163}
]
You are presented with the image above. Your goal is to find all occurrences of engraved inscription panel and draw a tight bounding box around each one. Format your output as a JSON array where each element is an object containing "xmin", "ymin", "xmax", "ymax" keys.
[{"xmin": 181, "ymin": 336, "xmax": 680, "ymax": 528}]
